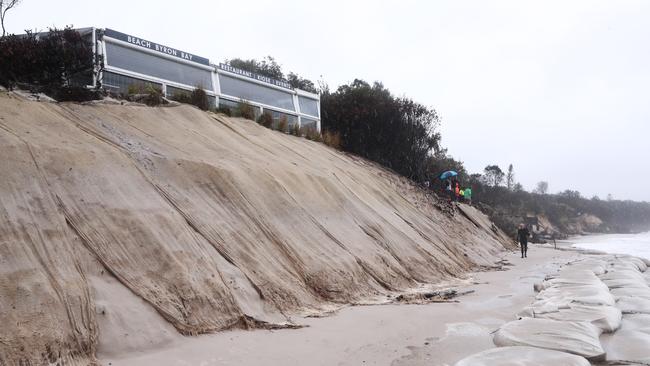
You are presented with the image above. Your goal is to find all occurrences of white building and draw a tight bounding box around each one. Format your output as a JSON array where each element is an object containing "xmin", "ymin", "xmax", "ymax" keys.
[{"xmin": 82, "ymin": 28, "xmax": 320, "ymax": 131}]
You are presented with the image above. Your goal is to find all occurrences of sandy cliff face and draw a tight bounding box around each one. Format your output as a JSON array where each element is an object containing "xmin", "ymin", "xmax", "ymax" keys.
[{"xmin": 0, "ymin": 94, "xmax": 511, "ymax": 365}]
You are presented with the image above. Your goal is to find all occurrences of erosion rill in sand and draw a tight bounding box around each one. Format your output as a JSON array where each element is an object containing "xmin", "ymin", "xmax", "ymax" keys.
[{"xmin": 0, "ymin": 93, "xmax": 513, "ymax": 365}]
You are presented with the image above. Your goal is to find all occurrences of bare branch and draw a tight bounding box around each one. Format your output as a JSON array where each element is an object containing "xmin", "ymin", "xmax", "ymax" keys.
[{"xmin": 1, "ymin": 0, "xmax": 22, "ymax": 37}]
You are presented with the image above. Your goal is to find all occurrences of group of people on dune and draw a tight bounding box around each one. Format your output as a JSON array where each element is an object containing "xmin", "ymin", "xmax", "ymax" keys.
[
  {"xmin": 443, "ymin": 178, "xmax": 472, "ymax": 204},
  {"xmin": 432, "ymin": 171, "xmax": 531, "ymax": 259}
]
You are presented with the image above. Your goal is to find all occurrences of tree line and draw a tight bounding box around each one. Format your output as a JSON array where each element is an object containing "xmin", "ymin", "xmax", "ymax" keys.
[
  {"xmin": 226, "ymin": 56, "xmax": 318, "ymax": 94},
  {"xmin": 430, "ymin": 155, "xmax": 650, "ymax": 235}
]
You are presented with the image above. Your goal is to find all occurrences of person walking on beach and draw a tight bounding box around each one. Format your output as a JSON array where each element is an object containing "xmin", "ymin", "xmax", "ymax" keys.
[{"xmin": 517, "ymin": 224, "xmax": 530, "ymax": 258}]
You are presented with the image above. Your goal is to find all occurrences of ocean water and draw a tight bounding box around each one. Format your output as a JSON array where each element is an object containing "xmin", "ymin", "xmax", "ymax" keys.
[{"xmin": 571, "ymin": 231, "xmax": 650, "ymax": 260}]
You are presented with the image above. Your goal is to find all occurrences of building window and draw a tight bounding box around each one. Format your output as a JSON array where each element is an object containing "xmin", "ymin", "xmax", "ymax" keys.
[
  {"xmin": 219, "ymin": 74, "xmax": 295, "ymax": 111},
  {"xmin": 298, "ymin": 96, "xmax": 319, "ymax": 117},
  {"xmin": 218, "ymin": 98, "xmax": 262, "ymax": 119},
  {"xmin": 260, "ymin": 109, "xmax": 298, "ymax": 128},
  {"xmin": 165, "ymin": 85, "xmax": 191, "ymax": 99},
  {"xmin": 218, "ymin": 98, "xmax": 240, "ymax": 110},
  {"xmin": 166, "ymin": 85, "xmax": 216, "ymax": 109},
  {"xmin": 300, "ymin": 116, "xmax": 318, "ymax": 131},
  {"xmin": 105, "ymin": 42, "xmax": 213, "ymax": 89},
  {"xmin": 102, "ymin": 71, "xmax": 161, "ymax": 95}
]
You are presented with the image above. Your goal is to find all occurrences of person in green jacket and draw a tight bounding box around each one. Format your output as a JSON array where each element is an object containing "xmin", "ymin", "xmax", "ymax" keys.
[{"xmin": 464, "ymin": 186, "xmax": 472, "ymax": 205}]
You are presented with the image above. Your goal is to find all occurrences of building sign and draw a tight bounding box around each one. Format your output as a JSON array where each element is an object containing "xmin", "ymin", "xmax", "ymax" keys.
[
  {"xmin": 104, "ymin": 29, "xmax": 210, "ymax": 66},
  {"xmin": 218, "ymin": 63, "xmax": 292, "ymax": 89}
]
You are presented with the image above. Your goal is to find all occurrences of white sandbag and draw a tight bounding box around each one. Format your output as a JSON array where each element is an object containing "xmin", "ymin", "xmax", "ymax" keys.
[
  {"xmin": 600, "ymin": 268, "xmax": 646, "ymax": 282},
  {"xmin": 555, "ymin": 268, "xmax": 603, "ymax": 281},
  {"xmin": 615, "ymin": 255, "xmax": 647, "ymax": 273},
  {"xmin": 493, "ymin": 318, "xmax": 606, "ymax": 361},
  {"xmin": 608, "ymin": 263, "xmax": 643, "ymax": 275},
  {"xmin": 536, "ymin": 283, "xmax": 616, "ymax": 307},
  {"xmin": 601, "ymin": 278, "xmax": 648, "ymax": 289},
  {"xmin": 610, "ymin": 287, "xmax": 650, "ymax": 300},
  {"xmin": 549, "ymin": 269, "xmax": 608, "ymax": 280},
  {"xmin": 526, "ymin": 297, "xmax": 573, "ymax": 311},
  {"xmin": 602, "ymin": 331, "xmax": 650, "ymax": 363},
  {"xmin": 616, "ymin": 296, "xmax": 650, "ymax": 314},
  {"xmin": 621, "ymin": 314, "xmax": 650, "ymax": 332},
  {"xmin": 536, "ymin": 269, "xmax": 615, "ymax": 306},
  {"xmin": 518, "ymin": 301, "xmax": 560, "ymax": 317},
  {"xmin": 454, "ymin": 346, "xmax": 590, "ymax": 366},
  {"xmin": 567, "ymin": 258, "xmax": 608, "ymax": 276},
  {"xmin": 520, "ymin": 303, "xmax": 621, "ymax": 333},
  {"xmin": 600, "ymin": 270, "xmax": 647, "ymax": 289},
  {"xmin": 606, "ymin": 258, "xmax": 646, "ymax": 273}
]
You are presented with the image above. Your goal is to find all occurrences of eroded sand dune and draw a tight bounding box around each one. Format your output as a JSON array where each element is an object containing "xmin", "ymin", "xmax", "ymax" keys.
[{"xmin": 0, "ymin": 94, "xmax": 512, "ymax": 365}]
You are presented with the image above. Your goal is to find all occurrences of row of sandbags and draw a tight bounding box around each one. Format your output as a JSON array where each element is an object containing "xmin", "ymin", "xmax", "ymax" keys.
[
  {"xmin": 596, "ymin": 255, "xmax": 650, "ymax": 364},
  {"xmin": 454, "ymin": 254, "xmax": 650, "ymax": 365}
]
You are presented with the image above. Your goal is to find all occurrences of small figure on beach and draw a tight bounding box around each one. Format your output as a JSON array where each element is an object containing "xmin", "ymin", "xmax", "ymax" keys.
[{"xmin": 517, "ymin": 223, "xmax": 530, "ymax": 258}]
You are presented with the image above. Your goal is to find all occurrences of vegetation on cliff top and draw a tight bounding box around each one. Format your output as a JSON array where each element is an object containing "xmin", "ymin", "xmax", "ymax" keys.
[{"xmin": 0, "ymin": 26, "xmax": 99, "ymax": 101}]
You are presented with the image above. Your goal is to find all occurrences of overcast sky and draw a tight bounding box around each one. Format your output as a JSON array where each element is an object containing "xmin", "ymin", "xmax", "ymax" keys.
[{"xmin": 7, "ymin": 0, "xmax": 650, "ymax": 201}]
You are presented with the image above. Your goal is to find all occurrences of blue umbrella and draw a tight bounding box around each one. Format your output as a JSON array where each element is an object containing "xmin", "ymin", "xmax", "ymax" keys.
[{"xmin": 439, "ymin": 170, "xmax": 458, "ymax": 180}]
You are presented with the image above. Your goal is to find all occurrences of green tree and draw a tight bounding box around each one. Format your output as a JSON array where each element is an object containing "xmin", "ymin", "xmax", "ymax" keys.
[
  {"xmin": 321, "ymin": 79, "xmax": 441, "ymax": 181},
  {"xmin": 534, "ymin": 181, "xmax": 549, "ymax": 195},
  {"xmin": 559, "ymin": 190, "xmax": 581, "ymax": 199},
  {"xmin": 484, "ymin": 165, "xmax": 505, "ymax": 187},
  {"xmin": 226, "ymin": 56, "xmax": 284, "ymax": 79},
  {"xmin": 425, "ymin": 153, "xmax": 469, "ymax": 185},
  {"xmin": 287, "ymin": 72, "xmax": 317, "ymax": 93},
  {"xmin": 513, "ymin": 182, "xmax": 524, "ymax": 192},
  {"xmin": 225, "ymin": 56, "xmax": 318, "ymax": 93}
]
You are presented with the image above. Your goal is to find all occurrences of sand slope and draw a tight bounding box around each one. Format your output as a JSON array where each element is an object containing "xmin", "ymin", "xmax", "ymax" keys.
[{"xmin": 0, "ymin": 94, "xmax": 511, "ymax": 365}]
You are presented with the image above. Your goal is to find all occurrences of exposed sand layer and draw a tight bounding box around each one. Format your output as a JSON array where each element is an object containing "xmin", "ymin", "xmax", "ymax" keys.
[
  {"xmin": 100, "ymin": 247, "xmax": 580, "ymax": 365},
  {"xmin": 0, "ymin": 93, "xmax": 513, "ymax": 365}
]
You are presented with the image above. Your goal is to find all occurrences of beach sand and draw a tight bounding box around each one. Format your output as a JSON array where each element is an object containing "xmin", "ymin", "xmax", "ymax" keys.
[{"xmin": 101, "ymin": 246, "xmax": 582, "ymax": 366}]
